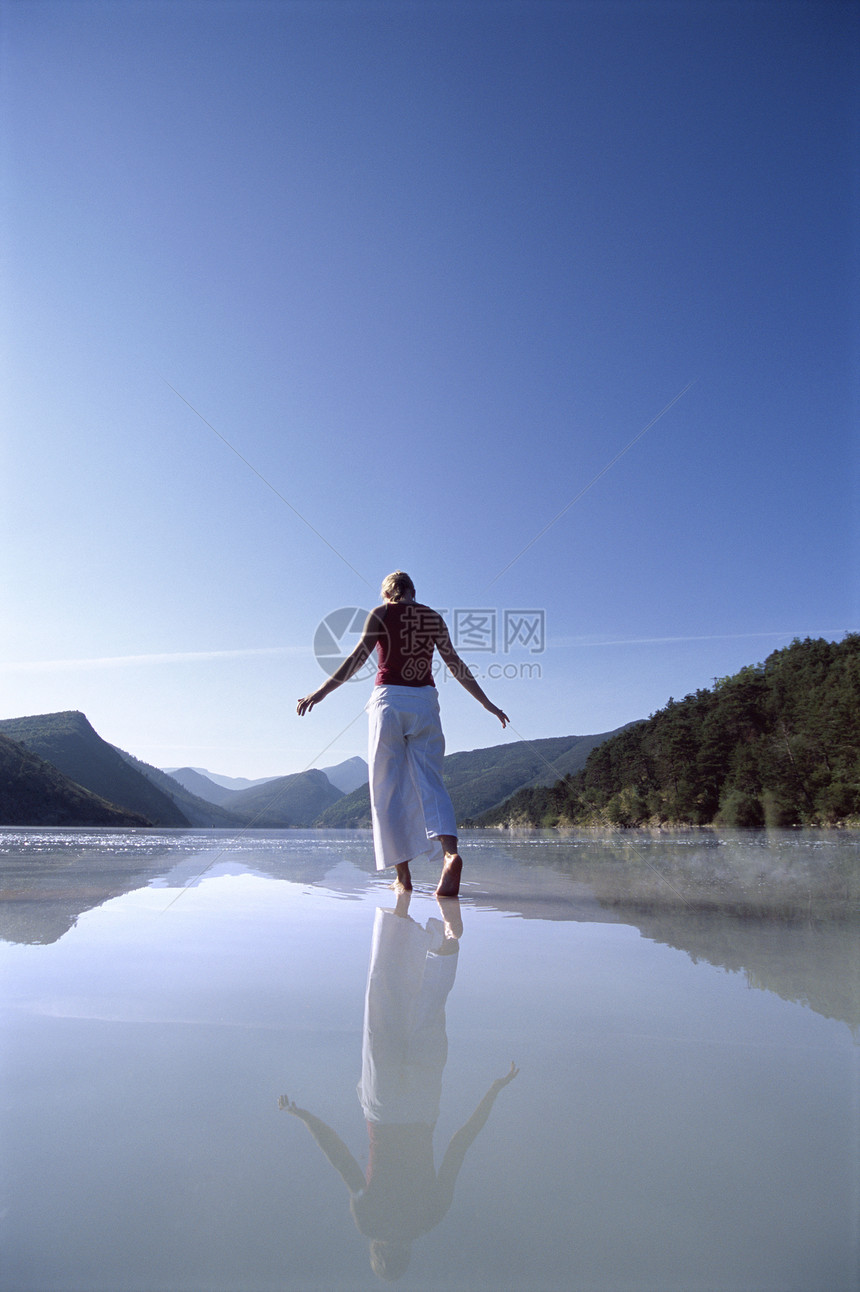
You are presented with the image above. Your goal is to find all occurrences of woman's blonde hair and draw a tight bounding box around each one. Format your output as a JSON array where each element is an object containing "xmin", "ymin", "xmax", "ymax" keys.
[{"xmin": 380, "ymin": 570, "xmax": 416, "ymax": 603}]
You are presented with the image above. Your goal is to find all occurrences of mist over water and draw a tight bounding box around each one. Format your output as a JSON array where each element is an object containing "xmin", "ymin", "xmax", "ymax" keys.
[{"xmin": 1, "ymin": 827, "xmax": 857, "ymax": 1291}]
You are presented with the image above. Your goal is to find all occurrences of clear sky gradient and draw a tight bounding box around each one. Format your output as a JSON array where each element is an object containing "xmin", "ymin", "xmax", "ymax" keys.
[{"xmin": 3, "ymin": 0, "xmax": 857, "ymax": 777}]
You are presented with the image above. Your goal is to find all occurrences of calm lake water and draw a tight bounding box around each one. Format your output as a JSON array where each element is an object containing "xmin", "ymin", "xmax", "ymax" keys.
[{"xmin": 0, "ymin": 827, "xmax": 857, "ymax": 1292}]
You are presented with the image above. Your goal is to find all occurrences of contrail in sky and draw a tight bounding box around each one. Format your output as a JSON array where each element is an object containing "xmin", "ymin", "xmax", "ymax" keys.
[
  {"xmin": 5, "ymin": 629, "xmax": 845, "ymax": 673},
  {"xmin": 1, "ymin": 646, "xmax": 308, "ymax": 672},
  {"xmin": 551, "ymin": 629, "xmax": 848, "ymax": 649},
  {"xmin": 486, "ymin": 380, "xmax": 697, "ymax": 589}
]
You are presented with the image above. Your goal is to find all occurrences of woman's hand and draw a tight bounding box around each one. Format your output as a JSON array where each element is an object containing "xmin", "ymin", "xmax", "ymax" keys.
[
  {"xmin": 296, "ymin": 693, "xmax": 321, "ymax": 717},
  {"xmin": 491, "ymin": 705, "xmax": 509, "ymax": 728}
]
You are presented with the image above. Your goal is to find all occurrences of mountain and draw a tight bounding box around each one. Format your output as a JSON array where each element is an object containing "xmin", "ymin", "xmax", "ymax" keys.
[
  {"xmin": 168, "ymin": 759, "xmax": 367, "ymax": 803},
  {"xmin": 478, "ymin": 635, "xmax": 860, "ymax": 828},
  {"xmin": 315, "ymin": 730, "xmax": 625, "ymax": 827},
  {"xmin": 165, "ymin": 764, "xmax": 352, "ymax": 825},
  {"xmin": 319, "ymin": 756, "xmax": 367, "ymax": 795},
  {"xmin": 448, "ymin": 730, "xmax": 628, "ymax": 820},
  {"xmin": 0, "ymin": 732, "xmax": 150, "ymax": 827},
  {"xmin": 163, "ymin": 767, "xmax": 278, "ymax": 794},
  {"xmin": 0, "ymin": 712, "xmax": 189, "ymax": 826},
  {"xmin": 0, "ymin": 712, "xmax": 351, "ymax": 829},
  {"xmin": 165, "ymin": 767, "xmax": 244, "ymax": 806},
  {"xmin": 226, "ymin": 769, "xmax": 344, "ymax": 827},
  {"xmin": 112, "ymin": 751, "xmax": 246, "ymax": 827}
]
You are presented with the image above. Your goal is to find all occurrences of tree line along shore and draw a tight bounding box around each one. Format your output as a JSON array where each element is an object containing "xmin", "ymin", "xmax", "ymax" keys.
[{"xmin": 473, "ymin": 635, "xmax": 860, "ymax": 830}]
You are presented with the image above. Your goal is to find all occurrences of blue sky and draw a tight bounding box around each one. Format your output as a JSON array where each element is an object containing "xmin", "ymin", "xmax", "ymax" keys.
[{"xmin": 3, "ymin": 0, "xmax": 857, "ymax": 777}]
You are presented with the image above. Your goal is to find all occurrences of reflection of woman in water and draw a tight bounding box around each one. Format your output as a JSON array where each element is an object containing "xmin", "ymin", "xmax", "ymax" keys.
[
  {"xmin": 297, "ymin": 571, "xmax": 509, "ymax": 897},
  {"xmin": 280, "ymin": 897, "xmax": 518, "ymax": 1281}
]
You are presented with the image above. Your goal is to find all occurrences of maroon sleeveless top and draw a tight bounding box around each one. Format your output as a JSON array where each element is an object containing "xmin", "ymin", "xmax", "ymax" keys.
[{"xmin": 375, "ymin": 602, "xmax": 437, "ymax": 688}]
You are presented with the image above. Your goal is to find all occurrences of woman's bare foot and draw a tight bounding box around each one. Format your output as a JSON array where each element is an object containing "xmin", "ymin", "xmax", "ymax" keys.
[
  {"xmin": 435, "ymin": 853, "xmax": 462, "ymax": 898},
  {"xmin": 390, "ymin": 862, "xmax": 412, "ymax": 892}
]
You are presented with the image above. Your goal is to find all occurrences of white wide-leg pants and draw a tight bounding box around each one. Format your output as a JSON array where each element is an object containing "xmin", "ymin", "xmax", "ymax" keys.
[{"xmin": 365, "ymin": 685, "xmax": 457, "ymax": 870}]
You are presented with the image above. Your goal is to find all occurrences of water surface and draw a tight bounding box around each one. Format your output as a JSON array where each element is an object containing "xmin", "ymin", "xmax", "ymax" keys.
[{"xmin": 1, "ymin": 827, "xmax": 857, "ymax": 1291}]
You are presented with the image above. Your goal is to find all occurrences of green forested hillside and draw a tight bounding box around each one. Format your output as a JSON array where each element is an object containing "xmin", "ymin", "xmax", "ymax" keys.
[
  {"xmin": 316, "ymin": 730, "xmax": 624, "ymax": 827},
  {"xmin": 0, "ymin": 733, "xmax": 150, "ymax": 827},
  {"xmin": 113, "ymin": 748, "xmax": 245, "ymax": 827},
  {"xmin": 478, "ymin": 636, "xmax": 860, "ymax": 828},
  {"xmin": 0, "ymin": 711, "xmax": 189, "ymax": 826},
  {"xmin": 0, "ymin": 713, "xmax": 344, "ymax": 828},
  {"xmin": 228, "ymin": 769, "xmax": 344, "ymax": 826}
]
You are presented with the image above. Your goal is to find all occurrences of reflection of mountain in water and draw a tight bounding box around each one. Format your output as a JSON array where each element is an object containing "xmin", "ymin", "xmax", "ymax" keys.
[
  {"xmin": 2, "ymin": 827, "xmax": 856, "ymax": 1033},
  {"xmin": 0, "ymin": 833, "xmax": 188, "ymax": 944},
  {"xmin": 0, "ymin": 829, "xmax": 377, "ymax": 945},
  {"xmin": 472, "ymin": 831, "xmax": 860, "ymax": 1035},
  {"xmin": 633, "ymin": 907, "xmax": 858, "ymax": 1032}
]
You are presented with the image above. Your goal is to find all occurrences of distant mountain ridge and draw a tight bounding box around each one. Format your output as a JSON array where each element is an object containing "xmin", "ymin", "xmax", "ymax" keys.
[
  {"xmin": 167, "ymin": 756, "xmax": 368, "ymax": 806},
  {"xmin": 319, "ymin": 756, "xmax": 368, "ymax": 795},
  {"xmin": 0, "ymin": 711, "xmax": 620, "ymax": 830},
  {"xmin": 0, "ymin": 713, "xmax": 352, "ymax": 828},
  {"xmin": 3, "ymin": 639, "xmax": 856, "ymax": 830},
  {"xmin": 164, "ymin": 764, "xmax": 348, "ymax": 825},
  {"xmin": 164, "ymin": 767, "xmax": 278, "ymax": 794},
  {"xmin": 224, "ymin": 769, "xmax": 343, "ymax": 826},
  {"xmin": 112, "ymin": 750, "xmax": 245, "ymax": 827},
  {"xmin": 317, "ymin": 729, "xmax": 627, "ymax": 827},
  {"xmin": 165, "ymin": 766, "xmax": 251, "ymax": 808}
]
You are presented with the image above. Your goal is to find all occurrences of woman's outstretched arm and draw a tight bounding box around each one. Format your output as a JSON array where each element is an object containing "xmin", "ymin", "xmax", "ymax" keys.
[
  {"xmin": 433, "ymin": 618, "xmax": 509, "ymax": 727},
  {"xmin": 297, "ymin": 607, "xmax": 385, "ymax": 716}
]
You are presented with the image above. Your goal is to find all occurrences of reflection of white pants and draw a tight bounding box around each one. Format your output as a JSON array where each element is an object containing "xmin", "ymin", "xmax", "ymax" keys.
[
  {"xmin": 365, "ymin": 685, "xmax": 458, "ymax": 870},
  {"xmin": 358, "ymin": 907, "xmax": 459, "ymax": 1124}
]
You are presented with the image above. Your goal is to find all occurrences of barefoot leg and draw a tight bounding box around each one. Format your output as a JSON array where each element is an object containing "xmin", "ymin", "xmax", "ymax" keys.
[
  {"xmin": 436, "ymin": 855, "xmax": 462, "ymax": 897},
  {"xmin": 391, "ymin": 861, "xmax": 412, "ymax": 891},
  {"xmin": 435, "ymin": 835, "xmax": 462, "ymax": 897}
]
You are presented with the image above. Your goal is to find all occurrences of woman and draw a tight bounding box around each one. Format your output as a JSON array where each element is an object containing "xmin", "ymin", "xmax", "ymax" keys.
[{"xmin": 297, "ymin": 571, "xmax": 508, "ymax": 897}]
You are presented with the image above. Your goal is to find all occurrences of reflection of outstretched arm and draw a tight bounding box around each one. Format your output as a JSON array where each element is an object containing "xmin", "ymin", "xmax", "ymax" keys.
[
  {"xmin": 279, "ymin": 1097, "xmax": 366, "ymax": 1195},
  {"xmin": 435, "ymin": 1063, "xmax": 519, "ymax": 1203}
]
